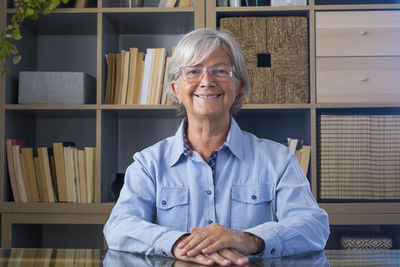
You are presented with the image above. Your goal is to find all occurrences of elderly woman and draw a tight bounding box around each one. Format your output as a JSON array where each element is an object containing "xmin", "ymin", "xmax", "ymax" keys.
[{"xmin": 104, "ymin": 28, "xmax": 329, "ymax": 266}]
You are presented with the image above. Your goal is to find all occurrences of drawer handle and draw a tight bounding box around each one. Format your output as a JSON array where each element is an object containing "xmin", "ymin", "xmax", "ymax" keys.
[
  {"xmin": 360, "ymin": 77, "xmax": 368, "ymax": 82},
  {"xmin": 360, "ymin": 31, "xmax": 368, "ymax": 36}
]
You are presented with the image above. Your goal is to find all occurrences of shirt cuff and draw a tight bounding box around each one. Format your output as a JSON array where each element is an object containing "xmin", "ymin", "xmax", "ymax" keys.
[
  {"xmin": 245, "ymin": 224, "xmax": 283, "ymax": 258},
  {"xmin": 154, "ymin": 230, "xmax": 187, "ymax": 258}
]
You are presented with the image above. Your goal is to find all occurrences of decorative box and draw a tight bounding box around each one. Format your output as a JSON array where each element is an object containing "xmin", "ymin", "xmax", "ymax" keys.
[
  {"xmin": 341, "ymin": 235, "xmax": 393, "ymax": 250},
  {"xmin": 18, "ymin": 71, "xmax": 96, "ymax": 104},
  {"xmin": 220, "ymin": 16, "xmax": 309, "ymax": 104}
]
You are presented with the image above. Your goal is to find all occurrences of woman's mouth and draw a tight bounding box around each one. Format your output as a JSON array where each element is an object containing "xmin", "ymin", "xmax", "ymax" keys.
[{"xmin": 194, "ymin": 94, "xmax": 222, "ymax": 99}]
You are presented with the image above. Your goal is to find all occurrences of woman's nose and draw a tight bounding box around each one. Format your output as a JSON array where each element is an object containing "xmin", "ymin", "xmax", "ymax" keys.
[{"xmin": 200, "ymin": 68, "xmax": 216, "ymax": 84}]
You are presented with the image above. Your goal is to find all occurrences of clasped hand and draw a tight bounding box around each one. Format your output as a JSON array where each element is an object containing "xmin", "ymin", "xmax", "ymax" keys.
[{"xmin": 172, "ymin": 223, "xmax": 264, "ymax": 266}]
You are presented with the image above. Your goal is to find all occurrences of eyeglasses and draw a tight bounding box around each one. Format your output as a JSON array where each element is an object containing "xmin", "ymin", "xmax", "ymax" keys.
[{"xmin": 179, "ymin": 64, "xmax": 235, "ymax": 83}]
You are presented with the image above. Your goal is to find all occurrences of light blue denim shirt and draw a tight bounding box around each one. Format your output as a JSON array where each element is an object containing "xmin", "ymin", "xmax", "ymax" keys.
[{"xmin": 103, "ymin": 117, "xmax": 330, "ymax": 258}]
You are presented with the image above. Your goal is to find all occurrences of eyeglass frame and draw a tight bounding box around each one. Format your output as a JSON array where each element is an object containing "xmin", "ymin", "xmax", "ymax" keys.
[{"xmin": 178, "ymin": 64, "xmax": 236, "ymax": 83}]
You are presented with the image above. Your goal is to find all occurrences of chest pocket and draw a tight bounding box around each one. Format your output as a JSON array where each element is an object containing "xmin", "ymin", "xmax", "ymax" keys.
[
  {"xmin": 231, "ymin": 183, "xmax": 275, "ymax": 230},
  {"xmin": 156, "ymin": 187, "xmax": 188, "ymax": 231}
]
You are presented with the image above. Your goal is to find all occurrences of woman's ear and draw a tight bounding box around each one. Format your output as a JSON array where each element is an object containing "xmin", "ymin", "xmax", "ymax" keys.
[
  {"xmin": 235, "ymin": 81, "xmax": 244, "ymax": 96},
  {"xmin": 171, "ymin": 81, "xmax": 182, "ymax": 104}
]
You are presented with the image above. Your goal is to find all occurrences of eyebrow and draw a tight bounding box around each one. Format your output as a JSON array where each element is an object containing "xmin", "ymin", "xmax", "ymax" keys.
[{"xmin": 185, "ymin": 63, "xmax": 231, "ymax": 67}]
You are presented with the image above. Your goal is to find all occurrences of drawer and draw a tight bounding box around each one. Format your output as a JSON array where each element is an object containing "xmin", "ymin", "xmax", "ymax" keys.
[
  {"xmin": 316, "ymin": 57, "xmax": 400, "ymax": 103},
  {"xmin": 316, "ymin": 11, "xmax": 400, "ymax": 57}
]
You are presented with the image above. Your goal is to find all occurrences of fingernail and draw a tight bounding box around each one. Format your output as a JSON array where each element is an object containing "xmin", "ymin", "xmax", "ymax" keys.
[
  {"xmin": 207, "ymin": 259, "xmax": 214, "ymax": 265},
  {"xmin": 223, "ymin": 259, "xmax": 231, "ymax": 265},
  {"xmin": 202, "ymin": 248, "xmax": 209, "ymax": 254},
  {"xmin": 177, "ymin": 242, "xmax": 184, "ymax": 248},
  {"xmin": 187, "ymin": 250, "xmax": 195, "ymax": 257},
  {"xmin": 238, "ymin": 257, "xmax": 248, "ymax": 264}
]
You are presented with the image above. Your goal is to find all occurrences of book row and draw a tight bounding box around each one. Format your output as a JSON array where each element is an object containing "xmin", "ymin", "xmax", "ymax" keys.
[
  {"xmin": 104, "ymin": 47, "xmax": 174, "ymax": 105},
  {"xmin": 6, "ymin": 139, "xmax": 96, "ymax": 203}
]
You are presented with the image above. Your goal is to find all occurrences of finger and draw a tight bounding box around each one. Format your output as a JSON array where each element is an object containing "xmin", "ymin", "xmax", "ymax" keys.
[
  {"xmin": 177, "ymin": 234, "xmax": 194, "ymax": 249},
  {"xmin": 189, "ymin": 254, "xmax": 215, "ymax": 266},
  {"xmin": 201, "ymin": 238, "xmax": 227, "ymax": 255},
  {"xmin": 180, "ymin": 230, "xmax": 214, "ymax": 256},
  {"xmin": 186, "ymin": 237, "xmax": 216, "ymax": 257},
  {"xmin": 190, "ymin": 227, "xmax": 199, "ymax": 233},
  {"xmin": 219, "ymin": 248, "xmax": 249, "ymax": 266},
  {"xmin": 205, "ymin": 252, "xmax": 231, "ymax": 266}
]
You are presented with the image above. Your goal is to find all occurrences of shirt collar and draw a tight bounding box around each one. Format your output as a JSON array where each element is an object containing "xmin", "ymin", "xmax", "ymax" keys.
[
  {"xmin": 168, "ymin": 116, "xmax": 245, "ymax": 167},
  {"xmin": 224, "ymin": 117, "xmax": 245, "ymax": 161}
]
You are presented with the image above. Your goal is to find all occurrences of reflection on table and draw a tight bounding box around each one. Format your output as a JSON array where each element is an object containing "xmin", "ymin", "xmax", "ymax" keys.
[
  {"xmin": 104, "ymin": 249, "xmax": 329, "ymax": 266},
  {"xmin": 1, "ymin": 248, "xmax": 400, "ymax": 266}
]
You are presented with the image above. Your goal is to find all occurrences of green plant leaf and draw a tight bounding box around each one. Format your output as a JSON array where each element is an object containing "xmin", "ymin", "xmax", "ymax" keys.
[
  {"xmin": 13, "ymin": 55, "xmax": 22, "ymax": 64},
  {"xmin": 0, "ymin": 0, "xmax": 71, "ymax": 74},
  {"xmin": 1, "ymin": 68, "xmax": 10, "ymax": 75},
  {"xmin": 26, "ymin": 8, "xmax": 35, "ymax": 16}
]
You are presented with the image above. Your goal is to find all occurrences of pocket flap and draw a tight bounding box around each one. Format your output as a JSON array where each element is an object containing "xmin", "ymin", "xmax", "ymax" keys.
[
  {"xmin": 232, "ymin": 183, "xmax": 274, "ymax": 204},
  {"xmin": 157, "ymin": 187, "xmax": 188, "ymax": 210}
]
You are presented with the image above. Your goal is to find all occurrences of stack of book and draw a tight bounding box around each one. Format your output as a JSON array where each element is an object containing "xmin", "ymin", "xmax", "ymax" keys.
[
  {"xmin": 286, "ymin": 137, "xmax": 311, "ymax": 176},
  {"xmin": 318, "ymin": 115, "xmax": 400, "ymax": 200},
  {"xmin": 105, "ymin": 47, "xmax": 174, "ymax": 105},
  {"xmin": 6, "ymin": 139, "xmax": 96, "ymax": 203}
]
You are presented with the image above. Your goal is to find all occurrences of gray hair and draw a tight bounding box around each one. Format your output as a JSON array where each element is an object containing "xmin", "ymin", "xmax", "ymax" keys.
[{"xmin": 166, "ymin": 28, "xmax": 251, "ymax": 117}]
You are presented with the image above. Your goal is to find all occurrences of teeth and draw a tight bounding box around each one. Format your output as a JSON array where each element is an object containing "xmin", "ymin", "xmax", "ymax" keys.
[{"xmin": 196, "ymin": 94, "xmax": 220, "ymax": 99}]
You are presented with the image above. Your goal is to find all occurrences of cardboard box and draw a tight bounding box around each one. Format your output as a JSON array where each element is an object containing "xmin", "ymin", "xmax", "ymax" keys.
[{"xmin": 18, "ymin": 72, "xmax": 96, "ymax": 104}]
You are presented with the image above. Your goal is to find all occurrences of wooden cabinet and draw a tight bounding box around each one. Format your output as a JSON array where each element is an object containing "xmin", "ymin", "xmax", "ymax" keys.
[
  {"xmin": 316, "ymin": 10, "xmax": 400, "ymax": 104},
  {"xmin": 1, "ymin": 0, "xmax": 400, "ymax": 249},
  {"xmin": 316, "ymin": 57, "xmax": 400, "ymax": 103},
  {"xmin": 316, "ymin": 11, "xmax": 400, "ymax": 57},
  {"xmin": 0, "ymin": 0, "xmax": 205, "ymax": 248}
]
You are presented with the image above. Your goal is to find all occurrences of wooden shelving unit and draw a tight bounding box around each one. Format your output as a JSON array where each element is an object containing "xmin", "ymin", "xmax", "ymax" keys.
[
  {"xmin": 1, "ymin": 0, "xmax": 399, "ymax": 249},
  {"xmin": 205, "ymin": 0, "xmax": 400, "ymax": 247}
]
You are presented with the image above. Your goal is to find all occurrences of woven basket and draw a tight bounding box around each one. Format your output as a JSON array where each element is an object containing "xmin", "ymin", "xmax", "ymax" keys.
[{"xmin": 220, "ymin": 16, "xmax": 309, "ymax": 104}]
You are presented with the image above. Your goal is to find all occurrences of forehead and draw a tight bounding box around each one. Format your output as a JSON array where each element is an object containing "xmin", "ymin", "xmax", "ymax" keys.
[{"xmin": 188, "ymin": 46, "xmax": 232, "ymax": 66}]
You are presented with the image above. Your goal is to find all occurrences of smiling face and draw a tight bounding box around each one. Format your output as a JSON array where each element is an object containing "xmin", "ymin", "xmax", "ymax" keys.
[{"xmin": 171, "ymin": 46, "xmax": 243, "ymax": 122}]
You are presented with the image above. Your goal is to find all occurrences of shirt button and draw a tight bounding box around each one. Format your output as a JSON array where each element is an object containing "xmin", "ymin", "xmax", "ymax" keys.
[
  {"xmin": 251, "ymin": 195, "xmax": 257, "ymax": 200},
  {"xmin": 208, "ymin": 220, "xmax": 213, "ymax": 224},
  {"xmin": 161, "ymin": 200, "xmax": 166, "ymax": 205},
  {"xmin": 206, "ymin": 190, "xmax": 212, "ymax": 195},
  {"xmin": 270, "ymin": 248, "xmax": 275, "ymax": 254}
]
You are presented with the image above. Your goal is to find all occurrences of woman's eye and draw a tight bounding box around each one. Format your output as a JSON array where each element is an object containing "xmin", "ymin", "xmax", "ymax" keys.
[
  {"xmin": 215, "ymin": 68, "xmax": 229, "ymax": 75},
  {"xmin": 186, "ymin": 69, "xmax": 201, "ymax": 76}
]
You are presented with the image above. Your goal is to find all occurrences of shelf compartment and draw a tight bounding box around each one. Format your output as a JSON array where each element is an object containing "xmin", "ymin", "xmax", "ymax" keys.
[
  {"xmin": 315, "ymin": 0, "xmax": 400, "ymax": 5},
  {"xmin": 326, "ymin": 225, "xmax": 400, "ymax": 249},
  {"xmin": 316, "ymin": 108, "xmax": 400, "ymax": 202},
  {"xmin": 236, "ymin": 108, "xmax": 312, "ymax": 177},
  {"xmin": 2, "ymin": 213, "xmax": 108, "ymax": 248},
  {"xmin": 101, "ymin": 11, "xmax": 194, "ymax": 104},
  {"xmin": 100, "ymin": 109, "xmax": 181, "ymax": 202},
  {"xmin": 4, "ymin": 109, "xmax": 97, "ymax": 202},
  {"xmin": 237, "ymin": 108, "xmax": 311, "ymax": 145},
  {"xmin": 5, "ymin": 12, "xmax": 98, "ymax": 105}
]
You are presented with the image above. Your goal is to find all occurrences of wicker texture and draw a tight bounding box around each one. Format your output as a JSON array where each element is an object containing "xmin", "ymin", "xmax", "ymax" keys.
[
  {"xmin": 220, "ymin": 16, "xmax": 309, "ymax": 104},
  {"xmin": 318, "ymin": 115, "xmax": 400, "ymax": 200},
  {"xmin": 341, "ymin": 236, "xmax": 393, "ymax": 250}
]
